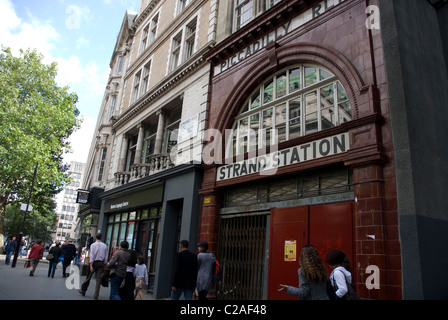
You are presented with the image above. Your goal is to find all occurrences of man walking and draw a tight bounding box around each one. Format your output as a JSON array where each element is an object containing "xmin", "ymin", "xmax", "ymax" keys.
[
  {"xmin": 79, "ymin": 233, "xmax": 108, "ymax": 300},
  {"xmin": 171, "ymin": 240, "xmax": 198, "ymax": 300},
  {"xmin": 61, "ymin": 238, "xmax": 77, "ymax": 277}
]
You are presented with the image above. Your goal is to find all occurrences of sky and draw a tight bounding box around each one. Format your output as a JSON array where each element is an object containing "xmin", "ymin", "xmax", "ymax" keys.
[{"xmin": 0, "ymin": 0, "xmax": 141, "ymax": 164}]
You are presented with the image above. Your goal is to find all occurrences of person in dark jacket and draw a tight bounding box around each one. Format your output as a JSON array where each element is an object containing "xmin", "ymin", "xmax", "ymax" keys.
[
  {"xmin": 61, "ymin": 239, "xmax": 77, "ymax": 278},
  {"xmin": 47, "ymin": 241, "xmax": 62, "ymax": 278},
  {"xmin": 4, "ymin": 236, "xmax": 17, "ymax": 265},
  {"xmin": 171, "ymin": 240, "xmax": 198, "ymax": 300}
]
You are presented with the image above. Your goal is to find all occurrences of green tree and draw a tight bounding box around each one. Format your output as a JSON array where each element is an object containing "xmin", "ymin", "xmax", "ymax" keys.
[{"xmin": 0, "ymin": 47, "xmax": 81, "ymax": 244}]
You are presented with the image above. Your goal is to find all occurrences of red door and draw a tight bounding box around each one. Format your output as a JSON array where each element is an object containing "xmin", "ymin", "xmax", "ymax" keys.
[
  {"xmin": 268, "ymin": 202, "xmax": 354, "ymax": 300},
  {"xmin": 309, "ymin": 202, "xmax": 354, "ymax": 276},
  {"xmin": 268, "ymin": 206, "xmax": 308, "ymax": 300}
]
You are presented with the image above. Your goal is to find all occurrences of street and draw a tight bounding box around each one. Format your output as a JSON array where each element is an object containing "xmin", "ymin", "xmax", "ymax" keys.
[{"xmin": 0, "ymin": 254, "xmax": 154, "ymax": 300}]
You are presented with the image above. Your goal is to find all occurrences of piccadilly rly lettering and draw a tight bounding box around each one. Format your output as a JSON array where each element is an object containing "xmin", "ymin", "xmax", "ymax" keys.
[{"xmin": 217, "ymin": 0, "xmax": 345, "ymax": 75}]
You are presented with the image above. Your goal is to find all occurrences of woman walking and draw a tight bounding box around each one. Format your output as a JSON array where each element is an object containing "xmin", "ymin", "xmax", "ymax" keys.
[
  {"xmin": 47, "ymin": 241, "xmax": 62, "ymax": 278},
  {"xmin": 28, "ymin": 240, "xmax": 44, "ymax": 276},
  {"xmin": 279, "ymin": 245, "xmax": 329, "ymax": 300}
]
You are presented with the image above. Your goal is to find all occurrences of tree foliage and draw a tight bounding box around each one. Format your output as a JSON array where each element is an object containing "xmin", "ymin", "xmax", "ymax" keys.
[{"xmin": 0, "ymin": 46, "xmax": 82, "ymax": 237}]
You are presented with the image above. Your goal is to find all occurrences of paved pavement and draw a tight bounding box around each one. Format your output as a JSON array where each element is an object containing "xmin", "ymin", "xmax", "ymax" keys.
[{"xmin": 0, "ymin": 254, "xmax": 155, "ymax": 300}]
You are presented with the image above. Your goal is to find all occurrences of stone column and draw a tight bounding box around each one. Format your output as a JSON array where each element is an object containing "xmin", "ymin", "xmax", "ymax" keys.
[
  {"xmin": 134, "ymin": 123, "xmax": 145, "ymax": 164},
  {"xmin": 118, "ymin": 134, "xmax": 129, "ymax": 172},
  {"xmin": 154, "ymin": 110, "xmax": 166, "ymax": 154}
]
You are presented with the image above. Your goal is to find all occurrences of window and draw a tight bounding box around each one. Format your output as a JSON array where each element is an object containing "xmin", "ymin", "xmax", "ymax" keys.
[
  {"xmin": 150, "ymin": 14, "xmax": 159, "ymax": 44},
  {"xmin": 178, "ymin": 0, "xmax": 188, "ymax": 15},
  {"xmin": 108, "ymin": 95, "xmax": 117, "ymax": 120},
  {"xmin": 235, "ymin": 0, "xmax": 254, "ymax": 30},
  {"xmin": 230, "ymin": 65, "xmax": 351, "ymax": 156},
  {"xmin": 234, "ymin": 0, "xmax": 282, "ymax": 31},
  {"xmin": 170, "ymin": 32, "xmax": 183, "ymax": 71},
  {"xmin": 140, "ymin": 25, "xmax": 149, "ymax": 54},
  {"xmin": 116, "ymin": 56, "xmax": 124, "ymax": 76},
  {"xmin": 163, "ymin": 106, "xmax": 182, "ymax": 154},
  {"xmin": 184, "ymin": 19, "xmax": 197, "ymax": 60},
  {"xmin": 142, "ymin": 62, "xmax": 151, "ymax": 95},
  {"xmin": 143, "ymin": 123, "xmax": 157, "ymax": 163},
  {"xmin": 97, "ymin": 148, "xmax": 107, "ymax": 181},
  {"xmin": 132, "ymin": 71, "xmax": 142, "ymax": 103}
]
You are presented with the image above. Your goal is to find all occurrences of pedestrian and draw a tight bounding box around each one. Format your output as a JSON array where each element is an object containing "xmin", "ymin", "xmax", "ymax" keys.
[
  {"xmin": 134, "ymin": 255, "xmax": 148, "ymax": 300},
  {"xmin": 106, "ymin": 241, "xmax": 131, "ymax": 300},
  {"xmin": 61, "ymin": 238, "xmax": 77, "ymax": 277},
  {"xmin": 171, "ymin": 240, "xmax": 198, "ymax": 300},
  {"xmin": 278, "ymin": 245, "xmax": 329, "ymax": 300},
  {"xmin": 28, "ymin": 240, "xmax": 44, "ymax": 276},
  {"xmin": 325, "ymin": 249, "xmax": 357, "ymax": 300},
  {"xmin": 196, "ymin": 240, "xmax": 215, "ymax": 301},
  {"xmin": 19, "ymin": 238, "xmax": 27, "ymax": 258},
  {"xmin": 119, "ymin": 248, "xmax": 137, "ymax": 300},
  {"xmin": 79, "ymin": 233, "xmax": 108, "ymax": 299},
  {"xmin": 4, "ymin": 236, "xmax": 16, "ymax": 265},
  {"xmin": 47, "ymin": 241, "xmax": 62, "ymax": 278}
]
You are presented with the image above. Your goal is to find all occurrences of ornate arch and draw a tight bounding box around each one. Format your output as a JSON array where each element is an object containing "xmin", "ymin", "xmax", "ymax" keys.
[{"xmin": 215, "ymin": 42, "xmax": 368, "ymax": 134}]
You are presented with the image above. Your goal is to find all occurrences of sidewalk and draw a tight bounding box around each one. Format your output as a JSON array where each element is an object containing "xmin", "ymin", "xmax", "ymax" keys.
[{"xmin": 0, "ymin": 254, "xmax": 155, "ymax": 300}]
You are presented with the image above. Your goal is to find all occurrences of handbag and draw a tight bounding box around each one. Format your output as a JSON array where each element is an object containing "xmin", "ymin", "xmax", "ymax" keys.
[
  {"xmin": 101, "ymin": 276, "xmax": 109, "ymax": 287},
  {"xmin": 46, "ymin": 253, "xmax": 54, "ymax": 261},
  {"xmin": 329, "ymin": 269, "xmax": 360, "ymax": 300},
  {"xmin": 24, "ymin": 259, "xmax": 30, "ymax": 268}
]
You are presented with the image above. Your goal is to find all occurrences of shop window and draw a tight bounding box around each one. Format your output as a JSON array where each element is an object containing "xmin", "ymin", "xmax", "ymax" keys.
[{"xmin": 230, "ymin": 65, "xmax": 351, "ymax": 157}]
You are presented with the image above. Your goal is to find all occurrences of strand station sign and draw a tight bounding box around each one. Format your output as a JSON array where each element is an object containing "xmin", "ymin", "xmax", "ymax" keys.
[
  {"xmin": 216, "ymin": 0, "xmax": 345, "ymax": 75},
  {"xmin": 217, "ymin": 132, "xmax": 349, "ymax": 181}
]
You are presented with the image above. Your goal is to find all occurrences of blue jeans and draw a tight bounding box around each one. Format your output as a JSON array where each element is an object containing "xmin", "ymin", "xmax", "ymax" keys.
[
  {"xmin": 171, "ymin": 288, "xmax": 194, "ymax": 300},
  {"xmin": 5, "ymin": 251, "xmax": 13, "ymax": 265},
  {"xmin": 48, "ymin": 260, "xmax": 60, "ymax": 277},
  {"xmin": 110, "ymin": 274, "xmax": 124, "ymax": 300}
]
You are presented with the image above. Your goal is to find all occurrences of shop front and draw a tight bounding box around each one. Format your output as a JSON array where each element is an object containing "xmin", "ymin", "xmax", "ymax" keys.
[
  {"xmin": 99, "ymin": 164, "xmax": 202, "ymax": 297},
  {"xmin": 201, "ymin": 0, "xmax": 401, "ymax": 300}
]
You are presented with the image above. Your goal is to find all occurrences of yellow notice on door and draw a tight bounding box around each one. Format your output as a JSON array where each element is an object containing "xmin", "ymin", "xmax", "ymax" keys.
[{"xmin": 284, "ymin": 240, "xmax": 297, "ymax": 262}]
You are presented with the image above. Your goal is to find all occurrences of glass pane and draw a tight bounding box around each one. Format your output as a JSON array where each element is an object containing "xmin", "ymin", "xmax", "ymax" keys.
[
  {"xmin": 141, "ymin": 209, "xmax": 149, "ymax": 219},
  {"xmin": 289, "ymin": 68, "xmax": 301, "ymax": 92},
  {"xmin": 337, "ymin": 82, "xmax": 348, "ymax": 102},
  {"xmin": 305, "ymin": 91, "xmax": 318, "ymax": 134},
  {"xmin": 251, "ymin": 91, "xmax": 260, "ymax": 109},
  {"xmin": 276, "ymin": 72, "xmax": 287, "ymax": 99},
  {"xmin": 150, "ymin": 207, "xmax": 159, "ymax": 218},
  {"xmin": 319, "ymin": 69, "xmax": 332, "ymax": 81},
  {"xmin": 241, "ymin": 102, "xmax": 249, "ymax": 113},
  {"xmin": 338, "ymin": 101, "xmax": 351, "ymax": 123},
  {"xmin": 238, "ymin": 117, "xmax": 248, "ymax": 154},
  {"xmin": 249, "ymin": 114, "xmax": 259, "ymax": 152},
  {"xmin": 305, "ymin": 67, "xmax": 317, "ymax": 87},
  {"xmin": 263, "ymin": 79, "xmax": 274, "ymax": 104},
  {"xmin": 289, "ymin": 99, "xmax": 301, "ymax": 140},
  {"xmin": 275, "ymin": 103, "xmax": 287, "ymax": 144},
  {"xmin": 337, "ymin": 82, "xmax": 351, "ymax": 123},
  {"xmin": 320, "ymin": 84, "xmax": 335, "ymax": 129},
  {"xmin": 262, "ymin": 108, "xmax": 273, "ymax": 147}
]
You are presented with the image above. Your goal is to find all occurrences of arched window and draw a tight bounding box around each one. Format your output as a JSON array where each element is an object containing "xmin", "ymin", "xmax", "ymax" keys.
[{"xmin": 229, "ymin": 64, "xmax": 351, "ymax": 156}]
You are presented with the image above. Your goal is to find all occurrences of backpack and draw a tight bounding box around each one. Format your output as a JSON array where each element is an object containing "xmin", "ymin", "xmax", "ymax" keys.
[{"xmin": 213, "ymin": 259, "xmax": 223, "ymax": 282}]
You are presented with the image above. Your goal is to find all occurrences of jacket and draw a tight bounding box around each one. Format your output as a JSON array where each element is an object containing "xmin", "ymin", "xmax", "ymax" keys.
[
  {"xmin": 49, "ymin": 245, "xmax": 62, "ymax": 262},
  {"xmin": 287, "ymin": 268, "xmax": 330, "ymax": 300},
  {"xmin": 330, "ymin": 266, "xmax": 352, "ymax": 298},
  {"xmin": 172, "ymin": 250, "xmax": 198, "ymax": 290},
  {"xmin": 61, "ymin": 243, "xmax": 77, "ymax": 259},
  {"xmin": 28, "ymin": 244, "xmax": 44, "ymax": 259},
  {"xmin": 106, "ymin": 249, "xmax": 131, "ymax": 278}
]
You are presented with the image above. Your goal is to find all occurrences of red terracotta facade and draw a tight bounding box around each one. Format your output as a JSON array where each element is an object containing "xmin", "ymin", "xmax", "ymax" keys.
[{"xmin": 199, "ymin": 0, "xmax": 401, "ymax": 299}]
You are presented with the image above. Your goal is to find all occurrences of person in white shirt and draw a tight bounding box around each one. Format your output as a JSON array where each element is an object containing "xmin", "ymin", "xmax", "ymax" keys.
[
  {"xmin": 325, "ymin": 249, "xmax": 353, "ymax": 299},
  {"xmin": 133, "ymin": 255, "xmax": 149, "ymax": 300},
  {"xmin": 79, "ymin": 233, "xmax": 108, "ymax": 299}
]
